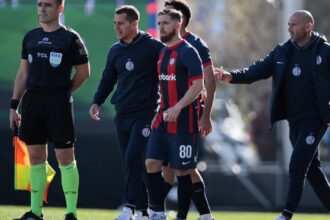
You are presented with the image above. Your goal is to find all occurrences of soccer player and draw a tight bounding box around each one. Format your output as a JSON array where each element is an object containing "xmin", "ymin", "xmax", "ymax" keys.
[
  {"xmin": 89, "ymin": 5, "xmax": 164, "ymax": 220},
  {"xmin": 163, "ymin": 1, "xmax": 216, "ymax": 220},
  {"xmin": 146, "ymin": 9, "xmax": 204, "ymax": 220},
  {"xmin": 215, "ymin": 10, "xmax": 330, "ymax": 220},
  {"xmin": 9, "ymin": 0, "xmax": 90, "ymax": 220}
]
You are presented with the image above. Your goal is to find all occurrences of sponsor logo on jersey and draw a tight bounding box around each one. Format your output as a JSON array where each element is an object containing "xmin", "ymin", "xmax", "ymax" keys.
[
  {"xmin": 292, "ymin": 65, "xmax": 301, "ymax": 77},
  {"xmin": 28, "ymin": 54, "xmax": 33, "ymax": 63},
  {"xmin": 316, "ymin": 55, "xmax": 322, "ymax": 65},
  {"xmin": 38, "ymin": 37, "xmax": 52, "ymax": 45},
  {"xmin": 49, "ymin": 52, "xmax": 62, "ymax": 68},
  {"xmin": 125, "ymin": 59, "xmax": 134, "ymax": 71},
  {"xmin": 37, "ymin": 52, "xmax": 48, "ymax": 59},
  {"xmin": 159, "ymin": 73, "xmax": 176, "ymax": 81}
]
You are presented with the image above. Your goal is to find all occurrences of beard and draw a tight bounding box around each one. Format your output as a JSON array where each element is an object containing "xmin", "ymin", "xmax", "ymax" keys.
[{"xmin": 160, "ymin": 29, "xmax": 176, "ymax": 43}]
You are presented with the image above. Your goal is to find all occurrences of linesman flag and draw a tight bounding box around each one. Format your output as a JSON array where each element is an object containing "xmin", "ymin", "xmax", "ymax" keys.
[{"xmin": 13, "ymin": 130, "xmax": 56, "ymax": 202}]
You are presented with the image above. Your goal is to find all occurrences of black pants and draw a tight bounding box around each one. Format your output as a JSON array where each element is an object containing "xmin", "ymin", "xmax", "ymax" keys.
[
  {"xmin": 115, "ymin": 110, "xmax": 154, "ymax": 210},
  {"xmin": 285, "ymin": 118, "xmax": 330, "ymax": 213}
]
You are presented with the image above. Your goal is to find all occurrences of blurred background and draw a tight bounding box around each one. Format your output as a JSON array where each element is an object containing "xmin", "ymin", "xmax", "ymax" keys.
[{"xmin": 1, "ymin": 0, "xmax": 330, "ymax": 213}]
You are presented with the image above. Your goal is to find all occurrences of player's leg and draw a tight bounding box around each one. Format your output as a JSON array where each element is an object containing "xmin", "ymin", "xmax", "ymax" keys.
[
  {"xmin": 169, "ymin": 133, "xmax": 198, "ymax": 220},
  {"xmin": 162, "ymin": 163, "xmax": 175, "ymax": 196},
  {"xmin": 190, "ymin": 169, "xmax": 213, "ymax": 220}
]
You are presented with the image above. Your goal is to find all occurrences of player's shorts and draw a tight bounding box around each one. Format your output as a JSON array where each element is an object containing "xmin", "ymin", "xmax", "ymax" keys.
[
  {"xmin": 20, "ymin": 90, "xmax": 75, "ymax": 148},
  {"xmin": 147, "ymin": 123, "xmax": 199, "ymax": 169}
]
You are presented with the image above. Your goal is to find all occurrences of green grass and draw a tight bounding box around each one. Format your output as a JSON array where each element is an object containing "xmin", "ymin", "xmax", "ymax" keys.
[{"xmin": 0, "ymin": 206, "xmax": 329, "ymax": 220}]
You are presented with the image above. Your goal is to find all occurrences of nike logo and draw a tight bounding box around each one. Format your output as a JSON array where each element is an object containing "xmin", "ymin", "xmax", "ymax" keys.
[
  {"xmin": 276, "ymin": 61, "xmax": 284, "ymax": 64},
  {"xmin": 182, "ymin": 161, "xmax": 191, "ymax": 165}
]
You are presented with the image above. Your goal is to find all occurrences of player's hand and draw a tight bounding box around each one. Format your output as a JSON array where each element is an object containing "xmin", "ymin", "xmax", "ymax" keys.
[
  {"xmin": 163, "ymin": 105, "xmax": 181, "ymax": 122},
  {"xmin": 214, "ymin": 67, "xmax": 232, "ymax": 83},
  {"xmin": 199, "ymin": 114, "xmax": 212, "ymax": 137},
  {"xmin": 200, "ymin": 87, "xmax": 207, "ymax": 102},
  {"xmin": 9, "ymin": 109, "xmax": 21, "ymax": 130},
  {"xmin": 89, "ymin": 104, "xmax": 101, "ymax": 121}
]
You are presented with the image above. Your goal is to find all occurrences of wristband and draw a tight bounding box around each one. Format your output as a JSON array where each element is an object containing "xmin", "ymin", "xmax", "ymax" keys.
[{"xmin": 10, "ymin": 99, "xmax": 20, "ymax": 110}]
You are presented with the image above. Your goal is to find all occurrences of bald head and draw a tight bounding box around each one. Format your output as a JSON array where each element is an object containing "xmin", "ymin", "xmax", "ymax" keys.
[
  {"xmin": 291, "ymin": 10, "xmax": 314, "ymax": 27},
  {"xmin": 288, "ymin": 10, "xmax": 314, "ymax": 46}
]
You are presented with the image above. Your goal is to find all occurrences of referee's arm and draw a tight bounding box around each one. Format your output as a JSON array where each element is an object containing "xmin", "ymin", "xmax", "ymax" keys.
[
  {"xmin": 70, "ymin": 62, "xmax": 90, "ymax": 92},
  {"xmin": 10, "ymin": 59, "xmax": 29, "ymax": 130}
]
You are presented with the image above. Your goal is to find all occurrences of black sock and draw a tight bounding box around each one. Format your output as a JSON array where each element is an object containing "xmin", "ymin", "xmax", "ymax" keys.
[
  {"xmin": 176, "ymin": 175, "xmax": 192, "ymax": 219},
  {"xmin": 139, "ymin": 209, "xmax": 149, "ymax": 217},
  {"xmin": 282, "ymin": 210, "xmax": 293, "ymax": 219},
  {"xmin": 192, "ymin": 182, "xmax": 210, "ymax": 215},
  {"xmin": 146, "ymin": 171, "xmax": 165, "ymax": 211},
  {"xmin": 164, "ymin": 181, "xmax": 173, "ymax": 197}
]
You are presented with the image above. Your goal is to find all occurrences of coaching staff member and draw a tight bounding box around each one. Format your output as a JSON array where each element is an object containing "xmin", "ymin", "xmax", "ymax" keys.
[
  {"xmin": 89, "ymin": 5, "xmax": 164, "ymax": 220},
  {"xmin": 9, "ymin": 0, "xmax": 90, "ymax": 220},
  {"xmin": 215, "ymin": 10, "xmax": 330, "ymax": 220}
]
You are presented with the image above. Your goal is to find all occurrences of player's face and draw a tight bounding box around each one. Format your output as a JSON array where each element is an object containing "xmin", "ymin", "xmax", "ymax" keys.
[
  {"xmin": 288, "ymin": 13, "xmax": 310, "ymax": 44},
  {"xmin": 158, "ymin": 14, "xmax": 178, "ymax": 43},
  {"xmin": 37, "ymin": 0, "xmax": 62, "ymax": 24},
  {"xmin": 114, "ymin": 13, "xmax": 136, "ymax": 41}
]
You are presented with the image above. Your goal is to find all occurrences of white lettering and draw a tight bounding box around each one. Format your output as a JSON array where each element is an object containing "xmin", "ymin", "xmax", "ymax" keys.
[
  {"xmin": 159, "ymin": 73, "xmax": 176, "ymax": 81},
  {"xmin": 37, "ymin": 53, "xmax": 48, "ymax": 58}
]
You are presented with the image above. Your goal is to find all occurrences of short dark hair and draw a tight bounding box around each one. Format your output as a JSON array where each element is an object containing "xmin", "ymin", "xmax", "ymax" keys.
[
  {"xmin": 164, "ymin": 0, "xmax": 191, "ymax": 27},
  {"xmin": 115, "ymin": 5, "xmax": 140, "ymax": 22},
  {"xmin": 55, "ymin": 0, "xmax": 64, "ymax": 7},
  {"xmin": 158, "ymin": 9, "xmax": 182, "ymax": 23}
]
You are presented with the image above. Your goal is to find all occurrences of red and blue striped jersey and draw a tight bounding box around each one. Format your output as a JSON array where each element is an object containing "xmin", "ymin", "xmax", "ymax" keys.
[
  {"xmin": 183, "ymin": 32, "xmax": 212, "ymax": 68},
  {"xmin": 153, "ymin": 40, "xmax": 203, "ymax": 134}
]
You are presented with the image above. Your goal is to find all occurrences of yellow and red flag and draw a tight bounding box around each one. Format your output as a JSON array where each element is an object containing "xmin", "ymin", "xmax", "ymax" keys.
[{"xmin": 13, "ymin": 132, "xmax": 56, "ymax": 202}]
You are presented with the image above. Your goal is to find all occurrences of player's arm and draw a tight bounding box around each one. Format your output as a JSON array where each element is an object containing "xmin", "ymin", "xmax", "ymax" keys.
[
  {"xmin": 199, "ymin": 64, "xmax": 216, "ymax": 137},
  {"xmin": 70, "ymin": 62, "xmax": 90, "ymax": 92},
  {"xmin": 164, "ymin": 78, "xmax": 204, "ymax": 122},
  {"xmin": 9, "ymin": 59, "xmax": 29, "ymax": 130}
]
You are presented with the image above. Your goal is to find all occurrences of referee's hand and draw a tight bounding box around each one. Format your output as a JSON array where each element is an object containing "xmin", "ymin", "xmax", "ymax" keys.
[
  {"xmin": 9, "ymin": 109, "xmax": 21, "ymax": 130},
  {"xmin": 89, "ymin": 104, "xmax": 101, "ymax": 121}
]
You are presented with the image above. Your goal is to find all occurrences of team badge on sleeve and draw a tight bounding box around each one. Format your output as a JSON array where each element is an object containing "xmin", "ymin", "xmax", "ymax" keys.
[{"xmin": 49, "ymin": 52, "xmax": 62, "ymax": 68}]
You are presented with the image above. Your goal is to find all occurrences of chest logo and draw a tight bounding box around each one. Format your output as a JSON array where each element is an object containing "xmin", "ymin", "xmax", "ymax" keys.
[
  {"xmin": 316, "ymin": 55, "xmax": 322, "ymax": 65},
  {"xmin": 28, "ymin": 54, "xmax": 33, "ymax": 64},
  {"xmin": 126, "ymin": 59, "xmax": 134, "ymax": 71},
  {"xmin": 49, "ymin": 52, "xmax": 62, "ymax": 68},
  {"xmin": 170, "ymin": 58, "xmax": 176, "ymax": 65},
  {"xmin": 305, "ymin": 134, "xmax": 315, "ymax": 145},
  {"xmin": 142, "ymin": 127, "xmax": 150, "ymax": 137},
  {"xmin": 292, "ymin": 66, "xmax": 301, "ymax": 77}
]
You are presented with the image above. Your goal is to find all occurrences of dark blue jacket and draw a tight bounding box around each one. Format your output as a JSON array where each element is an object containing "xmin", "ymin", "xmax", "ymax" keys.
[
  {"xmin": 93, "ymin": 31, "xmax": 164, "ymax": 114},
  {"xmin": 230, "ymin": 32, "xmax": 330, "ymax": 124}
]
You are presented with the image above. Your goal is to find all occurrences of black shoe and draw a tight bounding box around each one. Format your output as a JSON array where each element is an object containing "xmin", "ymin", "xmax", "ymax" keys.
[
  {"xmin": 65, "ymin": 213, "xmax": 77, "ymax": 220},
  {"xmin": 13, "ymin": 211, "xmax": 43, "ymax": 220}
]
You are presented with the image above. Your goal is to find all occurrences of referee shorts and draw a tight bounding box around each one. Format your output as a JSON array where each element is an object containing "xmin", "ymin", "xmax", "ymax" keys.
[{"xmin": 20, "ymin": 91, "xmax": 75, "ymax": 148}]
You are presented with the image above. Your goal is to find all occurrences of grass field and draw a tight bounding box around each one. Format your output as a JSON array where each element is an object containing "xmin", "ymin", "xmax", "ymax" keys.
[{"xmin": 0, "ymin": 206, "xmax": 329, "ymax": 220}]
